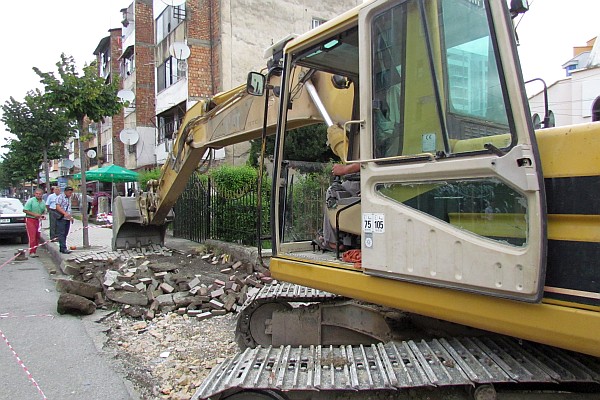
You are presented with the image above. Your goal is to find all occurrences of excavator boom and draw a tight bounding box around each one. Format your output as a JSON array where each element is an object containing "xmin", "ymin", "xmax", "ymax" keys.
[{"xmin": 112, "ymin": 68, "xmax": 354, "ymax": 249}]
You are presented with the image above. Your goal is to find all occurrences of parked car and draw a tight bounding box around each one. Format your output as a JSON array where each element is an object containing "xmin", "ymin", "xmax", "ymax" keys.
[{"xmin": 0, "ymin": 197, "xmax": 28, "ymax": 244}]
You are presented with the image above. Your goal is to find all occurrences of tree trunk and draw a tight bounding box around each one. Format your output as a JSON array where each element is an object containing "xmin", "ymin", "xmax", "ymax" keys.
[
  {"xmin": 43, "ymin": 147, "xmax": 50, "ymax": 194},
  {"xmin": 97, "ymin": 121, "xmax": 102, "ymax": 167},
  {"xmin": 78, "ymin": 120, "xmax": 89, "ymax": 248}
]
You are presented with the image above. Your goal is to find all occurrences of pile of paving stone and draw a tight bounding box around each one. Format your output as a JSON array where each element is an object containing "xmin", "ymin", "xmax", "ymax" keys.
[{"xmin": 55, "ymin": 245, "xmax": 273, "ymax": 318}]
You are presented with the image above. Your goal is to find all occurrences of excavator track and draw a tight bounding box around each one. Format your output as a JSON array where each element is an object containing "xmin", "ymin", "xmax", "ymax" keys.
[
  {"xmin": 204, "ymin": 283, "xmax": 600, "ymax": 399},
  {"xmin": 193, "ymin": 337, "xmax": 600, "ymax": 399},
  {"xmin": 236, "ymin": 283, "xmax": 343, "ymax": 349}
]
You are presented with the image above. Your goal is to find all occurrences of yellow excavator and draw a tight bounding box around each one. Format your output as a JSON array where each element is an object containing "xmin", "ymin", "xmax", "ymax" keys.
[{"xmin": 113, "ymin": 0, "xmax": 600, "ymax": 398}]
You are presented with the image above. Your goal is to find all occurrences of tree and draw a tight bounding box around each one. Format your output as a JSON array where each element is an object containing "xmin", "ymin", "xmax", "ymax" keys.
[
  {"xmin": 35, "ymin": 54, "xmax": 124, "ymax": 248},
  {"xmin": 1, "ymin": 90, "xmax": 73, "ymax": 191},
  {"xmin": 0, "ymin": 154, "xmax": 28, "ymax": 192},
  {"xmin": 248, "ymin": 123, "xmax": 335, "ymax": 167}
]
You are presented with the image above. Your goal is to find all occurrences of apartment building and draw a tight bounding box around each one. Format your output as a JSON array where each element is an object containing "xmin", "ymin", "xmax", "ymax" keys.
[
  {"xmin": 120, "ymin": 0, "xmax": 157, "ymax": 170},
  {"xmin": 68, "ymin": 0, "xmax": 361, "ymax": 175},
  {"xmin": 153, "ymin": 0, "xmax": 362, "ymax": 166}
]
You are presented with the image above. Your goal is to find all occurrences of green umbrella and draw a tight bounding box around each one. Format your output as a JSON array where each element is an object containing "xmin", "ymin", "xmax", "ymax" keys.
[{"xmin": 73, "ymin": 164, "xmax": 139, "ymax": 183}]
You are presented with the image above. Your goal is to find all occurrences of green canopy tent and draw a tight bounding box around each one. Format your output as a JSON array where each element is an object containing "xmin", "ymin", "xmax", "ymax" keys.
[
  {"xmin": 73, "ymin": 164, "xmax": 139, "ymax": 183},
  {"xmin": 73, "ymin": 164, "xmax": 139, "ymax": 200}
]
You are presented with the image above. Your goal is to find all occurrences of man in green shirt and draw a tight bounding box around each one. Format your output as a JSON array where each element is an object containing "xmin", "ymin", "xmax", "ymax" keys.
[{"xmin": 23, "ymin": 188, "xmax": 47, "ymax": 257}]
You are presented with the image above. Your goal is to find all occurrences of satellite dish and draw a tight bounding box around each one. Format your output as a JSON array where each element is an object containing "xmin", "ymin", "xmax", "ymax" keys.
[
  {"xmin": 117, "ymin": 90, "xmax": 135, "ymax": 105},
  {"xmin": 74, "ymin": 159, "xmax": 81, "ymax": 168},
  {"xmin": 178, "ymin": 60, "xmax": 188, "ymax": 72},
  {"xmin": 119, "ymin": 129, "xmax": 139, "ymax": 145},
  {"xmin": 87, "ymin": 149, "xmax": 97, "ymax": 159},
  {"xmin": 162, "ymin": 0, "xmax": 186, "ymax": 6},
  {"xmin": 169, "ymin": 42, "xmax": 191, "ymax": 60},
  {"xmin": 62, "ymin": 159, "xmax": 74, "ymax": 169}
]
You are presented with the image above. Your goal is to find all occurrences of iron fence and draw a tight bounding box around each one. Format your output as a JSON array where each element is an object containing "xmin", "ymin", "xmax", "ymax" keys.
[{"xmin": 173, "ymin": 171, "xmax": 328, "ymax": 246}]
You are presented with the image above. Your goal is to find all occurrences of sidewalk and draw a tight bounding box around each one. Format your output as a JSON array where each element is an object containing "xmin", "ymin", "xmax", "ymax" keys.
[
  {"xmin": 40, "ymin": 211, "xmax": 265, "ymax": 274},
  {"xmin": 40, "ymin": 214, "xmax": 116, "ymax": 270}
]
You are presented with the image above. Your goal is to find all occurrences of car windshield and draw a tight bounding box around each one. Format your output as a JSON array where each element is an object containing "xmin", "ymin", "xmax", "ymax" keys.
[{"xmin": 0, "ymin": 198, "xmax": 24, "ymax": 214}]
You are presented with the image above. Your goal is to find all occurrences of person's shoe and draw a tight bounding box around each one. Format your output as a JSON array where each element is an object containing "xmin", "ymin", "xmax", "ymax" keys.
[
  {"xmin": 59, "ymin": 249, "xmax": 72, "ymax": 254},
  {"xmin": 29, "ymin": 254, "xmax": 39, "ymax": 258}
]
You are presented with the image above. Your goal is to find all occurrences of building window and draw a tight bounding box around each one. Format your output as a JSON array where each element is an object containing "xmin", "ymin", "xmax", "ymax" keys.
[
  {"xmin": 565, "ymin": 64, "xmax": 577, "ymax": 77},
  {"xmin": 101, "ymin": 144, "xmax": 113, "ymax": 164},
  {"xmin": 156, "ymin": 5, "xmax": 186, "ymax": 44},
  {"xmin": 311, "ymin": 17, "xmax": 326, "ymax": 30},
  {"xmin": 99, "ymin": 49, "xmax": 110, "ymax": 79},
  {"xmin": 157, "ymin": 57, "xmax": 185, "ymax": 92},
  {"xmin": 157, "ymin": 106, "xmax": 185, "ymax": 144},
  {"xmin": 120, "ymin": 46, "xmax": 135, "ymax": 78},
  {"xmin": 89, "ymin": 122, "xmax": 99, "ymax": 136}
]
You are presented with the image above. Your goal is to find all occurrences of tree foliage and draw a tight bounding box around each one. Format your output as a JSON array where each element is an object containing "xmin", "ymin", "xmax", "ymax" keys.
[
  {"xmin": 209, "ymin": 164, "xmax": 258, "ymax": 195},
  {"xmin": 34, "ymin": 54, "xmax": 124, "ymax": 247},
  {"xmin": 248, "ymin": 124, "xmax": 335, "ymax": 167},
  {"xmin": 138, "ymin": 167, "xmax": 162, "ymax": 191},
  {"xmin": 34, "ymin": 54, "xmax": 123, "ymax": 132},
  {"xmin": 1, "ymin": 89, "xmax": 73, "ymax": 187},
  {"xmin": 0, "ymin": 154, "xmax": 31, "ymax": 188}
]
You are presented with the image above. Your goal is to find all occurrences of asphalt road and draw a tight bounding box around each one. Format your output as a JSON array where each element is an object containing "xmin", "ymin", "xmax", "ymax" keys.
[{"xmin": 0, "ymin": 239, "xmax": 139, "ymax": 400}]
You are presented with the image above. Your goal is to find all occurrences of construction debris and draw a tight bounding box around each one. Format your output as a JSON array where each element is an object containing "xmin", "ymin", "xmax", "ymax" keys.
[
  {"xmin": 57, "ymin": 293, "xmax": 97, "ymax": 315},
  {"xmin": 55, "ymin": 244, "xmax": 273, "ymax": 320}
]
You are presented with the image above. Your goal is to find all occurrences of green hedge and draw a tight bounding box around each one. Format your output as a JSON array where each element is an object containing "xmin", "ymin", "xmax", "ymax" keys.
[{"xmin": 208, "ymin": 165, "xmax": 270, "ymax": 245}]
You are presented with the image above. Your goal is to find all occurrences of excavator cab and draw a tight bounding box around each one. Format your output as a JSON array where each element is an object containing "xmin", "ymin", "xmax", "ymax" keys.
[{"xmin": 270, "ymin": 0, "xmax": 548, "ymax": 303}]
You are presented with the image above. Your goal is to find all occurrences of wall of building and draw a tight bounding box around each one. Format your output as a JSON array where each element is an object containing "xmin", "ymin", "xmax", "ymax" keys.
[
  {"xmin": 529, "ymin": 79, "xmax": 572, "ymax": 128},
  {"xmin": 529, "ymin": 67, "xmax": 600, "ymax": 127},
  {"xmin": 60, "ymin": 0, "xmax": 365, "ymax": 176},
  {"xmin": 134, "ymin": 0, "xmax": 156, "ymax": 170},
  {"xmin": 220, "ymin": 0, "xmax": 361, "ymax": 90},
  {"xmin": 134, "ymin": 126, "xmax": 157, "ymax": 167},
  {"xmin": 109, "ymin": 28, "xmax": 125, "ymax": 167},
  {"xmin": 572, "ymin": 67, "xmax": 600, "ymax": 120},
  {"xmin": 219, "ymin": 0, "xmax": 361, "ymax": 165},
  {"xmin": 120, "ymin": 0, "xmax": 157, "ymax": 171},
  {"xmin": 186, "ymin": 0, "xmax": 220, "ymax": 99}
]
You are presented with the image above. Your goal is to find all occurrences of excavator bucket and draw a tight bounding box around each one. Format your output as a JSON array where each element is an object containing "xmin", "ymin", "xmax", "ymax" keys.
[{"xmin": 111, "ymin": 196, "xmax": 173, "ymax": 250}]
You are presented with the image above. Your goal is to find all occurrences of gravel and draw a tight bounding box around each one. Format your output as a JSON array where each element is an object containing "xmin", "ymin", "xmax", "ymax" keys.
[
  {"xmin": 92, "ymin": 245, "xmax": 250, "ymax": 400},
  {"xmin": 104, "ymin": 310, "xmax": 238, "ymax": 399}
]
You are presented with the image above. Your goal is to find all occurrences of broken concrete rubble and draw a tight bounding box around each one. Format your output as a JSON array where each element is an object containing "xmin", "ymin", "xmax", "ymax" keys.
[
  {"xmin": 55, "ymin": 278, "xmax": 103, "ymax": 300},
  {"xmin": 105, "ymin": 290, "xmax": 149, "ymax": 306},
  {"xmin": 55, "ymin": 245, "xmax": 274, "ymax": 322},
  {"xmin": 57, "ymin": 293, "xmax": 97, "ymax": 315}
]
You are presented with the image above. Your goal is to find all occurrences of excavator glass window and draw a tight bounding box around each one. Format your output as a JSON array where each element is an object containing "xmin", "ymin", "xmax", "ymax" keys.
[
  {"xmin": 274, "ymin": 27, "xmax": 360, "ymax": 245},
  {"xmin": 371, "ymin": 0, "xmax": 514, "ymax": 159},
  {"xmin": 376, "ymin": 178, "xmax": 528, "ymax": 247},
  {"xmin": 294, "ymin": 27, "xmax": 359, "ymax": 77}
]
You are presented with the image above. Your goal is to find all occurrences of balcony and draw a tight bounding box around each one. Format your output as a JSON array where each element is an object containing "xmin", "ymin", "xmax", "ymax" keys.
[{"xmin": 158, "ymin": 116, "xmax": 183, "ymax": 144}]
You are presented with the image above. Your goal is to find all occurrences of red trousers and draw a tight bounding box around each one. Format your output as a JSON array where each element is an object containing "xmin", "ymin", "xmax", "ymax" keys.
[{"xmin": 25, "ymin": 218, "xmax": 41, "ymax": 254}]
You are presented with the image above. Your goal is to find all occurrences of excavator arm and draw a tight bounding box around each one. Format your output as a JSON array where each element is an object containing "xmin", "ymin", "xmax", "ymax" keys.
[{"xmin": 112, "ymin": 68, "xmax": 354, "ymax": 249}]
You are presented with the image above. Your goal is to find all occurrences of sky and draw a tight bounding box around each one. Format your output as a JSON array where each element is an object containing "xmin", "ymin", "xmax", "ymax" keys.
[
  {"xmin": 515, "ymin": 0, "xmax": 600, "ymax": 93},
  {"xmin": 0, "ymin": 0, "xmax": 599, "ymax": 152}
]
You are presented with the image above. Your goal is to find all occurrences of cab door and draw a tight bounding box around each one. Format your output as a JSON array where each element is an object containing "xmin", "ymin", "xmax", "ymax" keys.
[{"xmin": 357, "ymin": 0, "xmax": 547, "ymax": 301}]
